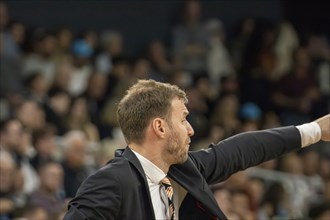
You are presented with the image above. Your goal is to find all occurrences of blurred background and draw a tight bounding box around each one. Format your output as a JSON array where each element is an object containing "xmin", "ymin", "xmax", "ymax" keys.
[{"xmin": 0, "ymin": 0, "xmax": 329, "ymax": 219}]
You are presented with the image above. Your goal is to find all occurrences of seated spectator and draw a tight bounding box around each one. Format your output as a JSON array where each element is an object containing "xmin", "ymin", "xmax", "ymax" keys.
[
  {"xmin": 28, "ymin": 162, "xmax": 65, "ymax": 218},
  {"xmin": 212, "ymin": 186, "xmax": 241, "ymax": 219},
  {"xmin": 53, "ymin": 27, "xmax": 73, "ymax": 61},
  {"xmin": 22, "ymin": 29, "xmax": 57, "ymax": 84},
  {"xmin": 80, "ymin": 73, "xmax": 108, "ymax": 132},
  {"xmin": 67, "ymin": 97, "xmax": 99, "ymax": 142},
  {"xmin": 258, "ymin": 182, "xmax": 291, "ymax": 219},
  {"xmin": 0, "ymin": 150, "xmax": 24, "ymax": 219},
  {"xmin": 95, "ymin": 30, "xmax": 124, "ymax": 75},
  {"xmin": 273, "ymin": 47, "xmax": 320, "ymax": 125},
  {"xmin": 61, "ymin": 131, "xmax": 94, "ymax": 198},
  {"xmin": 23, "ymin": 71, "xmax": 49, "ymax": 103},
  {"xmin": 206, "ymin": 18, "xmax": 234, "ymax": 88},
  {"xmin": 147, "ymin": 39, "xmax": 173, "ymax": 79},
  {"xmin": 231, "ymin": 189, "xmax": 256, "ymax": 219},
  {"xmin": 43, "ymin": 88, "xmax": 70, "ymax": 135},
  {"xmin": 30, "ymin": 125, "xmax": 58, "ymax": 171},
  {"xmin": 51, "ymin": 60, "xmax": 74, "ymax": 93},
  {"xmin": 68, "ymin": 39, "xmax": 93, "ymax": 96},
  {"xmin": 172, "ymin": 0, "xmax": 209, "ymax": 74},
  {"xmin": 15, "ymin": 99, "xmax": 46, "ymax": 132}
]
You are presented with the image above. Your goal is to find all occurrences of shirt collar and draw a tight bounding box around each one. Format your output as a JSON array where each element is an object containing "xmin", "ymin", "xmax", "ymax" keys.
[{"xmin": 131, "ymin": 149, "xmax": 166, "ymax": 184}]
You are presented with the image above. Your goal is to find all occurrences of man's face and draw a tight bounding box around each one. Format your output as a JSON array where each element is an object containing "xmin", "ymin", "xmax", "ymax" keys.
[
  {"xmin": 40, "ymin": 163, "xmax": 63, "ymax": 193},
  {"xmin": 0, "ymin": 120, "xmax": 23, "ymax": 150},
  {"xmin": 163, "ymin": 98, "xmax": 194, "ymax": 165}
]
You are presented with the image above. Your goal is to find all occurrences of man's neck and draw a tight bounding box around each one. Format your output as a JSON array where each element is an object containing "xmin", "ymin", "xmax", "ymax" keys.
[{"xmin": 129, "ymin": 143, "xmax": 170, "ymax": 174}]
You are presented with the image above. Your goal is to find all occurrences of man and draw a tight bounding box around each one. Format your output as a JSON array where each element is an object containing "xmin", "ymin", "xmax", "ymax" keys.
[
  {"xmin": 64, "ymin": 80, "xmax": 329, "ymax": 220},
  {"xmin": 29, "ymin": 162, "xmax": 65, "ymax": 218},
  {"xmin": 61, "ymin": 130, "xmax": 94, "ymax": 199}
]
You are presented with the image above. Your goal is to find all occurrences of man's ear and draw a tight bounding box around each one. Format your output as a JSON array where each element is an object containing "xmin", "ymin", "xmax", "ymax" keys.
[{"xmin": 152, "ymin": 118, "xmax": 166, "ymax": 138}]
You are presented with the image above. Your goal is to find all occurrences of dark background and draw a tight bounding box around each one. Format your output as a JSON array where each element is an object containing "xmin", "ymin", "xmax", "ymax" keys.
[{"xmin": 6, "ymin": 0, "xmax": 329, "ymax": 56}]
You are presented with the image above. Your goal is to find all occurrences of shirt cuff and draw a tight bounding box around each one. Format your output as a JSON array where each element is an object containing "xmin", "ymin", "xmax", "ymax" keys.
[{"xmin": 296, "ymin": 122, "xmax": 321, "ymax": 148}]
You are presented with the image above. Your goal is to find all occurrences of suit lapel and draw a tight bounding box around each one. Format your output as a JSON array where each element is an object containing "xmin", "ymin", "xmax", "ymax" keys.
[
  {"xmin": 120, "ymin": 147, "xmax": 156, "ymax": 219},
  {"xmin": 168, "ymin": 157, "xmax": 226, "ymax": 219},
  {"xmin": 118, "ymin": 147, "xmax": 226, "ymax": 219}
]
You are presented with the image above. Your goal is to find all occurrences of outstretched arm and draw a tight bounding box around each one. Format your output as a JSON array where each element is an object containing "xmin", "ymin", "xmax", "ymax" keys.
[{"xmin": 191, "ymin": 114, "xmax": 329, "ymax": 184}]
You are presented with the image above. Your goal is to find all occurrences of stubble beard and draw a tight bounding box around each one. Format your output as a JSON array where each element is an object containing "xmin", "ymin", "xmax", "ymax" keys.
[{"xmin": 164, "ymin": 130, "xmax": 188, "ymax": 165}]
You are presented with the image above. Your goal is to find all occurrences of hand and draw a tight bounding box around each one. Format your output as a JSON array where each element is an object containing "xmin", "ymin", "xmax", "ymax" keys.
[{"xmin": 315, "ymin": 114, "xmax": 330, "ymax": 141}]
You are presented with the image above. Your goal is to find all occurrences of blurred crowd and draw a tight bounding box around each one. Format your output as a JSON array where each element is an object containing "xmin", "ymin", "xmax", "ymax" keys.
[{"xmin": 0, "ymin": 0, "xmax": 329, "ymax": 219}]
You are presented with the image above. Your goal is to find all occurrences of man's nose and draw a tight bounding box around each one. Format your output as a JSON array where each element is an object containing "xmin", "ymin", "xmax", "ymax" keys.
[{"xmin": 187, "ymin": 121, "xmax": 194, "ymax": 137}]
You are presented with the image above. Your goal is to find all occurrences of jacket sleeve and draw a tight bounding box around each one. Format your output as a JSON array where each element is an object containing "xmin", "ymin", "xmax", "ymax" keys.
[
  {"xmin": 189, "ymin": 126, "xmax": 301, "ymax": 184},
  {"xmin": 63, "ymin": 166, "xmax": 121, "ymax": 220}
]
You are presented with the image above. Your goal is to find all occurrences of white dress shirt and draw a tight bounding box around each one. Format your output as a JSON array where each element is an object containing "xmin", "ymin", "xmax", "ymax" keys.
[
  {"xmin": 132, "ymin": 150, "xmax": 169, "ymax": 220},
  {"xmin": 296, "ymin": 122, "xmax": 321, "ymax": 147},
  {"xmin": 131, "ymin": 122, "xmax": 321, "ymax": 219}
]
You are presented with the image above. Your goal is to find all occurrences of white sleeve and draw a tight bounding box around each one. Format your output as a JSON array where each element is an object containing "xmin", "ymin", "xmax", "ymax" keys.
[{"xmin": 296, "ymin": 122, "xmax": 321, "ymax": 148}]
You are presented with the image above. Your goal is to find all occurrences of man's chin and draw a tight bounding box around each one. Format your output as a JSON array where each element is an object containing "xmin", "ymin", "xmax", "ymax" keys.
[{"xmin": 175, "ymin": 153, "xmax": 188, "ymax": 165}]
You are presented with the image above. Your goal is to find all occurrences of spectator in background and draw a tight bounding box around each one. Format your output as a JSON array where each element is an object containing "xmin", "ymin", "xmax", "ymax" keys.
[
  {"xmin": 1, "ymin": 118, "xmax": 38, "ymax": 192},
  {"xmin": 272, "ymin": 21, "xmax": 299, "ymax": 80},
  {"xmin": 299, "ymin": 149, "xmax": 325, "ymax": 205},
  {"xmin": 54, "ymin": 27, "xmax": 73, "ymax": 61},
  {"xmin": 80, "ymin": 73, "xmax": 108, "ymax": 131},
  {"xmin": 229, "ymin": 17, "xmax": 256, "ymax": 71},
  {"xmin": 131, "ymin": 57, "xmax": 152, "ymax": 80},
  {"xmin": 239, "ymin": 29, "xmax": 276, "ymax": 113},
  {"xmin": 218, "ymin": 74, "xmax": 239, "ymax": 97},
  {"xmin": 67, "ymin": 97, "xmax": 99, "ymax": 142},
  {"xmin": 206, "ymin": 18, "xmax": 234, "ymax": 89},
  {"xmin": 2, "ymin": 20, "xmax": 25, "ymax": 58},
  {"xmin": 43, "ymin": 88, "xmax": 70, "ymax": 135},
  {"xmin": 231, "ymin": 189, "xmax": 256, "ymax": 219},
  {"xmin": 51, "ymin": 59, "xmax": 74, "ymax": 93},
  {"xmin": 0, "ymin": 118, "xmax": 24, "ymax": 158},
  {"xmin": 100, "ymin": 57, "xmax": 132, "ymax": 137},
  {"xmin": 15, "ymin": 99, "xmax": 45, "ymax": 132},
  {"xmin": 0, "ymin": 118, "xmax": 27, "ymax": 196},
  {"xmin": 30, "ymin": 125, "xmax": 58, "ymax": 171},
  {"xmin": 273, "ymin": 47, "xmax": 320, "ymax": 125},
  {"xmin": 0, "ymin": 2, "xmax": 25, "ymax": 96},
  {"xmin": 210, "ymin": 94, "xmax": 241, "ymax": 137},
  {"xmin": 80, "ymin": 29, "xmax": 98, "ymax": 52},
  {"xmin": 258, "ymin": 182, "xmax": 291, "ymax": 220},
  {"xmin": 239, "ymin": 102, "xmax": 263, "ymax": 132},
  {"xmin": 147, "ymin": 39, "xmax": 173, "ymax": 80},
  {"xmin": 246, "ymin": 177, "xmax": 265, "ymax": 213},
  {"xmin": 17, "ymin": 127, "xmax": 39, "ymax": 196},
  {"xmin": 23, "ymin": 71, "xmax": 49, "ymax": 103},
  {"xmin": 172, "ymin": 0, "xmax": 208, "ymax": 74},
  {"xmin": 28, "ymin": 162, "xmax": 65, "ymax": 218},
  {"xmin": 212, "ymin": 186, "xmax": 242, "ymax": 219},
  {"xmin": 307, "ymin": 34, "xmax": 330, "ymax": 118},
  {"xmin": 61, "ymin": 131, "xmax": 94, "ymax": 198},
  {"xmin": 22, "ymin": 29, "xmax": 57, "ymax": 84},
  {"xmin": 0, "ymin": 150, "xmax": 23, "ymax": 219},
  {"xmin": 95, "ymin": 30, "xmax": 124, "ymax": 75},
  {"xmin": 68, "ymin": 39, "xmax": 93, "ymax": 96}
]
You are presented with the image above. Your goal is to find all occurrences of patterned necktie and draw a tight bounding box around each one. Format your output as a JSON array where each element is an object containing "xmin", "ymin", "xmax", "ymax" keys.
[{"xmin": 161, "ymin": 177, "xmax": 175, "ymax": 220}]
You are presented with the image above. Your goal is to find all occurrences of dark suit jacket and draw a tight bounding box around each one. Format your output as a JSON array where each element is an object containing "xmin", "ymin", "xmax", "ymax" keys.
[{"xmin": 64, "ymin": 126, "xmax": 301, "ymax": 220}]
